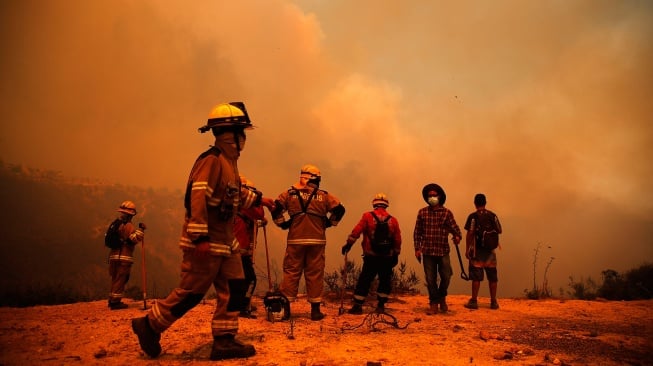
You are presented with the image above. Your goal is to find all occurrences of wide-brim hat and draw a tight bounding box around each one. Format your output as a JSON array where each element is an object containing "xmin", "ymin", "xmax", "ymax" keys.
[{"xmin": 421, "ymin": 183, "xmax": 446, "ymax": 205}]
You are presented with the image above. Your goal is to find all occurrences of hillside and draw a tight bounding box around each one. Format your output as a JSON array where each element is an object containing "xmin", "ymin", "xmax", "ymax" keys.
[
  {"xmin": 0, "ymin": 294, "xmax": 651, "ymax": 365},
  {"xmin": 0, "ymin": 162, "xmax": 185, "ymax": 305}
]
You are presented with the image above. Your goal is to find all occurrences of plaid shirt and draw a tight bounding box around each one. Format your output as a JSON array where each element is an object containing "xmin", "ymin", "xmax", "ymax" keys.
[{"xmin": 413, "ymin": 205, "xmax": 462, "ymax": 256}]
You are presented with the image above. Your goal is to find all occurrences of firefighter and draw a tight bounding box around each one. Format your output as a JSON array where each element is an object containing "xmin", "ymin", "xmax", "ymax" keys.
[
  {"xmin": 342, "ymin": 193, "xmax": 402, "ymax": 314},
  {"xmin": 271, "ymin": 164, "xmax": 346, "ymax": 321},
  {"xmin": 227, "ymin": 175, "xmax": 266, "ymax": 318},
  {"xmin": 107, "ymin": 200, "xmax": 145, "ymax": 310},
  {"xmin": 131, "ymin": 102, "xmax": 274, "ymax": 360}
]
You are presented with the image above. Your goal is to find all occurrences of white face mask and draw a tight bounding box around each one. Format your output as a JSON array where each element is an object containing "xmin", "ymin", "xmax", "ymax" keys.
[{"xmin": 427, "ymin": 196, "xmax": 439, "ymax": 206}]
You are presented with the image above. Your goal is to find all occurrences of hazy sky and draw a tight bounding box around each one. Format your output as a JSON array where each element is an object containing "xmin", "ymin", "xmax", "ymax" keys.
[{"xmin": 1, "ymin": 0, "xmax": 652, "ymax": 297}]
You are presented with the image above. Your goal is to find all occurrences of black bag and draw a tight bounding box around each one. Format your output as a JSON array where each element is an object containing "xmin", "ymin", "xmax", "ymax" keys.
[
  {"xmin": 104, "ymin": 218, "xmax": 124, "ymax": 249},
  {"xmin": 370, "ymin": 212, "xmax": 393, "ymax": 255},
  {"xmin": 475, "ymin": 211, "xmax": 499, "ymax": 250}
]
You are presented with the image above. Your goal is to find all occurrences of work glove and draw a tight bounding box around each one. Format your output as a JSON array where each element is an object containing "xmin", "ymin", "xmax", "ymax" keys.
[
  {"xmin": 391, "ymin": 254, "xmax": 399, "ymax": 268},
  {"xmin": 341, "ymin": 243, "xmax": 353, "ymax": 255},
  {"xmin": 279, "ymin": 220, "xmax": 292, "ymax": 230},
  {"xmin": 131, "ymin": 227, "xmax": 145, "ymax": 242},
  {"xmin": 415, "ymin": 249, "xmax": 422, "ymax": 264}
]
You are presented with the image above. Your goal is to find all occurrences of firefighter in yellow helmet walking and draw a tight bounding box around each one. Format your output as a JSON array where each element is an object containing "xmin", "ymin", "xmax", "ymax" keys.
[{"xmin": 131, "ymin": 102, "xmax": 274, "ymax": 361}]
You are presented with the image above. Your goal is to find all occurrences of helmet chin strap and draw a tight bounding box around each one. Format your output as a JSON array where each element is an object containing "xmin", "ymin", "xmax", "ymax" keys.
[{"xmin": 234, "ymin": 131, "xmax": 241, "ymax": 151}]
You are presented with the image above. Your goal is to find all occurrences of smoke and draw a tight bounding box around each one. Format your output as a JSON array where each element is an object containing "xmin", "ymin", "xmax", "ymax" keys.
[{"xmin": 1, "ymin": 0, "xmax": 652, "ymax": 296}]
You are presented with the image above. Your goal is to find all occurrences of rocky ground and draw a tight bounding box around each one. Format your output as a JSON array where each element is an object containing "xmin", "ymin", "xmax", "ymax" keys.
[{"xmin": 0, "ymin": 294, "xmax": 651, "ymax": 365}]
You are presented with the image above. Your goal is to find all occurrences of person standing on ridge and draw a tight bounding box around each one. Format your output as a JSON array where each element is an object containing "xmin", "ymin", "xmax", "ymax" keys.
[
  {"xmin": 271, "ymin": 164, "xmax": 345, "ymax": 321},
  {"xmin": 413, "ymin": 183, "xmax": 462, "ymax": 315},
  {"xmin": 131, "ymin": 102, "xmax": 274, "ymax": 361},
  {"xmin": 107, "ymin": 200, "xmax": 145, "ymax": 310},
  {"xmin": 342, "ymin": 193, "xmax": 402, "ymax": 314},
  {"xmin": 463, "ymin": 193, "xmax": 503, "ymax": 310}
]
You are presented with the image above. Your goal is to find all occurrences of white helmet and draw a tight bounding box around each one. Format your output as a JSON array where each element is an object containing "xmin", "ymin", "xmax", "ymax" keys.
[{"xmin": 372, "ymin": 193, "xmax": 389, "ymax": 208}]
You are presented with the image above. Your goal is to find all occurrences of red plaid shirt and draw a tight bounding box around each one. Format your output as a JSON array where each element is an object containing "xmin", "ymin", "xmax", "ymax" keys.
[{"xmin": 413, "ymin": 205, "xmax": 461, "ymax": 256}]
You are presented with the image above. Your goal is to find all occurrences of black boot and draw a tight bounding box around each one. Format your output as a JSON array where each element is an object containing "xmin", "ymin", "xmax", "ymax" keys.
[
  {"xmin": 210, "ymin": 334, "xmax": 256, "ymax": 360},
  {"xmin": 347, "ymin": 303, "xmax": 363, "ymax": 315},
  {"xmin": 439, "ymin": 297, "xmax": 448, "ymax": 313},
  {"xmin": 310, "ymin": 302, "xmax": 325, "ymax": 321},
  {"xmin": 238, "ymin": 309, "xmax": 257, "ymax": 319},
  {"xmin": 109, "ymin": 301, "xmax": 128, "ymax": 310},
  {"xmin": 131, "ymin": 316, "xmax": 161, "ymax": 358},
  {"xmin": 376, "ymin": 301, "xmax": 386, "ymax": 314}
]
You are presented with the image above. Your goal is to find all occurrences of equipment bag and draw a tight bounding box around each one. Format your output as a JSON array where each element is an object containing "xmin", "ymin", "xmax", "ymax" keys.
[
  {"xmin": 475, "ymin": 211, "xmax": 499, "ymax": 250},
  {"xmin": 104, "ymin": 218, "xmax": 124, "ymax": 249},
  {"xmin": 370, "ymin": 212, "xmax": 393, "ymax": 255}
]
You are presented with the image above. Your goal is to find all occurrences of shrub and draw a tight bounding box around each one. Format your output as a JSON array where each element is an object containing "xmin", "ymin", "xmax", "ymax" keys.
[
  {"xmin": 567, "ymin": 276, "xmax": 598, "ymax": 300},
  {"xmin": 323, "ymin": 258, "xmax": 420, "ymax": 298}
]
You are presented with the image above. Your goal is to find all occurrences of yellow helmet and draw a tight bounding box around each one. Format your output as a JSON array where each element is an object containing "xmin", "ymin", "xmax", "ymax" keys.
[
  {"xmin": 300, "ymin": 164, "xmax": 321, "ymax": 179},
  {"xmin": 198, "ymin": 101, "xmax": 253, "ymax": 133},
  {"xmin": 372, "ymin": 193, "xmax": 389, "ymax": 208},
  {"xmin": 117, "ymin": 200, "xmax": 137, "ymax": 215}
]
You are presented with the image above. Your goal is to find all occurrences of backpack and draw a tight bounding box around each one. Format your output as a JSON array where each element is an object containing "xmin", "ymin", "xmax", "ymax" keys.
[
  {"xmin": 370, "ymin": 212, "xmax": 393, "ymax": 255},
  {"xmin": 104, "ymin": 218, "xmax": 124, "ymax": 249},
  {"xmin": 475, "ymin": 211, "xmax": 499, "ymax": 250}
]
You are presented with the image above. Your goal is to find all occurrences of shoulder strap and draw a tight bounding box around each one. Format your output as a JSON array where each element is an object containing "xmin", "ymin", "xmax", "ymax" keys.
[
  {"xmin": 288, "ymin": 187, "xmax": 320, "ymax": 219},
  {"xmin": 303, "ymin": 187, "xmax": 318, "ymax": 213},
  {"xmin": 293, "ymin": 187, "xmax": 318, "ymax": 214},
  {"xmin": 370, "ymin": 212, "xmax": 391, "ymax": 223},
  {"xmin": 184, "ymin": 147, "xmax": 221, "ymax": 216},
  {"xmin": 370, "ymin": 211, "xmax": 380, "ymax": 223}
]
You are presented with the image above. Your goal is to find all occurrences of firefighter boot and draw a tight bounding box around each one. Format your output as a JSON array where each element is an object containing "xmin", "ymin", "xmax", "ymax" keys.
[
  {"xmin": 310, "ymin": 302, "xmax": 325, "ymax": 321},
  {"xmin": 210, "ymin": 334, "xmax": 256, "ymax": 360},
  {"xmin": 131, "ymin": 316, "xmax": 161, "ymax": 358},
  {"xmin": 347, "ymin": 303, "xmax": 363, "ymax": 315}
]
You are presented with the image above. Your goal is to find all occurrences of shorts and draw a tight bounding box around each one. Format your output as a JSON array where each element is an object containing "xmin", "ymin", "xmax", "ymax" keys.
[{"xmin": 468, "ymin": 266, "xmax": 498, "ymax": 282}]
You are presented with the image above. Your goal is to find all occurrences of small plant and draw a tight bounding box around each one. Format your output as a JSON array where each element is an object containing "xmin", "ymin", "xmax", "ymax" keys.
[
  {"xmin": 324, "ymin": 258, "xmax": 361, "ymax": 294},
  {"xmin": 524, "ymin": 242, "xmax": 555, "ymax": 299},
  {"xmin": 392, "ymin": 260, "xmax": 421, "ymax": 294}
]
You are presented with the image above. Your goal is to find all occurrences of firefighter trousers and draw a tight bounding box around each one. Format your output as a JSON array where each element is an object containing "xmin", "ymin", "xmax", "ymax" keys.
[{"xmin": 147, "ymin": 251, "xmax": 244, "ymax": 337}]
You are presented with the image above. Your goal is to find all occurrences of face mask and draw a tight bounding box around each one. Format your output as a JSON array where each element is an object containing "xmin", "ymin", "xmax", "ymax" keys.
[
  {"xmin": 427, "ymin": 196, "xmax": 439, "ymax": 206},
  {"xmin": 307, "ymin": 176, "xmax": 321, "ymax": 188},
  {"xmin": 236, "ymin": 134, "xmax": 246, "ymax": 151}
]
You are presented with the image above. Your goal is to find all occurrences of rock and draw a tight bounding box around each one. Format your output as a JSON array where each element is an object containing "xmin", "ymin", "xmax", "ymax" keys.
[
  {"xmin": 479, "ymin": 330, "xmax": 489, "ymax": 341},
  {"xmin": 93, "ymin": 348, "xmax": 107, "ymax": 358},
  {"xmin": 492, "ymin": 351, "xmax": 513, "ymax": 360}
]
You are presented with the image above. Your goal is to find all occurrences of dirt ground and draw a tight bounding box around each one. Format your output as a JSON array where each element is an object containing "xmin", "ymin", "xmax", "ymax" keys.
[{"xmin": 0, "ymin": 294, "xmax": 651, "ymax": 366}]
